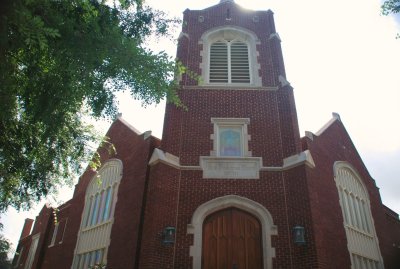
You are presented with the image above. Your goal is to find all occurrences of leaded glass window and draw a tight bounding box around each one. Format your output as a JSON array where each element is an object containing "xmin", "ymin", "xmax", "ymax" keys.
[
  {"xmin": 72, "ymin": 159, "xmax": 122, "ymax": 269},
  {"xmin": 219, "ymin": 127, "xmax": 242, "ymax": 156},
  {"xmin": 334, "ymin": 163, "xmax": 383, "ymax": 269}
]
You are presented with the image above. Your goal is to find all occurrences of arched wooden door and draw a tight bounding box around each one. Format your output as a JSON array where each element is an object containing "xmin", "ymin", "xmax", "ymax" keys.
[{"xmin": 202, "ymin": 208, "xmax": 263, "ymax": 269}]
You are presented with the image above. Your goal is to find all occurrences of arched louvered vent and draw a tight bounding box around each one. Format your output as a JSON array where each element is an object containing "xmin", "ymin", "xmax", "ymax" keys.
[
  {"xmin": 230, "ymin": 41, "xmax": 250, "ymax": 83},
  {"xmin": 209, "ymin": 40, "xmax": 250, "ymax": 84},
  {"xmin": 209, "ymin": 42, "xmax": 228, "ymax": 83}
]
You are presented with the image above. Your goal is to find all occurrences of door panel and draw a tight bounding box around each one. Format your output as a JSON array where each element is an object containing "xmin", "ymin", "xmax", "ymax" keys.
[{"xmin": 202, "ymin": 208, "xmax": 263, "ymax": 269}]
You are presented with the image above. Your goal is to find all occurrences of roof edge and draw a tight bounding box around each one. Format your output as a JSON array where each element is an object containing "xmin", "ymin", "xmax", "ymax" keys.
[
  {"xmin": 114, "ymin": 114, "xmax": 159, "ymax": 140},
  {"xmin": 305, "ymin": 112, "xmax": 341, "ymax": 139}
]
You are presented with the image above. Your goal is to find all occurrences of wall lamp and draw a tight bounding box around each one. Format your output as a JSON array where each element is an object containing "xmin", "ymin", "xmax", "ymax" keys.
[
  {"xmin": 162, "ymin": 226, "xmax": 176, "ymax": 245},
  {"xmin": 293, "ymin": 225, "xmax": 306, "ymax": 245}
]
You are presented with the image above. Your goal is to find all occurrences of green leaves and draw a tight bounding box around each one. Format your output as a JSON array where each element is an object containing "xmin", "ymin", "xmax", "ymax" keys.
[
  {"xmin": 0, "ymin": 223, "xmax": 11, "ymax": 268},
  {"xmin": 19, "ymin": 14, "xmax": 60, "ymax": 50},
  {"xmin": 0, "ymin": 0, "xmax": 183, "ymax": 211},
  {"xmin": 381, "ymin": 0, "xmax": 400, "ymax": 38},
  {"xmin": 381, "ymin": 0, "xmax": 400, "ymax": 16}
]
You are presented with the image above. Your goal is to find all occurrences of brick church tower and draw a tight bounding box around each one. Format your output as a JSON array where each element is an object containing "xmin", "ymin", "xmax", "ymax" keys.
[
  {"xmin": 140, "ymin": 1, "xmax": 316, "ymax": 268},
  {"xmin": 12, "ymin": 1, "xmax": 400, "ymax": 269}
]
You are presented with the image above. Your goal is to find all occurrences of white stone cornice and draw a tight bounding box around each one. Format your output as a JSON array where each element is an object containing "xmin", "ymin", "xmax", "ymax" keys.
[
  {"xmin": 149, "ymin": 149, "xmax": 200, "ymax": 170},
  {"xmin": 260, "ymin": 150, "xmax": 315, "ymax": 171},
  {"xmin": 314, "ymin": 112, "xmax": 341, "ymax": 136},
  {"xmin": 278, "ymin": 75, "xmax": 290, "ymax": 87},
  {"xmin": 178, "ymin": 32, "xmax": 189, "ymax": 40},
  {"xmin": 149, "ymin": 149, "xmax": 315, "ymax": 172},
  {"xmin": 269, "ymin": 32, "xmax": 281, "ymax": 42},
  {"xmin": 282, "ymin": 149, "xmax": 315, "ymax": 169}
]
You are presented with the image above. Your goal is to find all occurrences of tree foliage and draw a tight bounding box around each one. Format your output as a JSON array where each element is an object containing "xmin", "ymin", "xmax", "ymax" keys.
[
  {"xmin": 381, "ymin": 0, "xmax": 400, "ymax": 15},
  {"xmin": 0, "ymin": 0, "xmax": 181, "ymax": 211},
  {"xmin": 381, "ymin": 0, "xmax": 400, "ymax": 37},
  {"xmin": 0, "ymin": 224, "xmax": 11, "ymax": 269}
]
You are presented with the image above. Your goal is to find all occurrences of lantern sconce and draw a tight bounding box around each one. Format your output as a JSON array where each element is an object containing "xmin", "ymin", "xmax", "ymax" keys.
[
  {"xmin": 293, "ymin": 225, "xmax": 306, "ymax": 245},
  {"xmin": 162, "ymin": 226, "xmax": 176, "ymax": 245}
]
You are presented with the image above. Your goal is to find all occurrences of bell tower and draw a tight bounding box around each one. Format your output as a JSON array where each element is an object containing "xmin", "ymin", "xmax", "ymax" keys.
[
  {"xmin": 141, "ymin": 1, "xmax": 315, "ymax": 268},
  {"xmin": 161, "ymin": 0, "xmax": 302, "ymax": 170}
]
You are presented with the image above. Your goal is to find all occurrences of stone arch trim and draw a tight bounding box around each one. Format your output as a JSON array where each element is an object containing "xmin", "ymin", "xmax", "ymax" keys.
[
  {"xmin": 187, "ymin": 195, "xmax": 277, "ymax": 269},
  {"xmin": 333, "ymin": 161, "xmax": 370, "ymax": 200},
  {"xmin": 86, "ymin": 158, "xmax": 123, "ymax": 197}
]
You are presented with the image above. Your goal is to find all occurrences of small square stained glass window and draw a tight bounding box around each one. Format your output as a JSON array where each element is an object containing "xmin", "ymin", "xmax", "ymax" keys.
[{"xmin": 219, "ymin": 127, "xmax": 242, "ymax": 156}]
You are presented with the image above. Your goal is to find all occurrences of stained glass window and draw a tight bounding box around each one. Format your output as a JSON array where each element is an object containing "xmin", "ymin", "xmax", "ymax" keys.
[
  {"xmin": 335, "ymin": 163, "xmax": 383, "ymax": 268},
  {"xmin": 219, "ymin": 127, "xmax": 242, "ymax": 156},
  {"xmin": 73, "ymin": 159, "xmax": 122, "ymax": 269},
  {"xmin": 103, "ymin": 187, "xmax": 113, "ymax": 221}
]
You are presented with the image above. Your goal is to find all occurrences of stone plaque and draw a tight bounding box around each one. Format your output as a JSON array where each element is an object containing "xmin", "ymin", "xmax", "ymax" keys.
[{"xmin": 200, "ymin": 157, "xmax": 262, "ymax": 179}]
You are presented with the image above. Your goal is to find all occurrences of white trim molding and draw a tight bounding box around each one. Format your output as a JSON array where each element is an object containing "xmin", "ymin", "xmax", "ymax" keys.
[
  {"xmin": 149, "ymin": 149, "xmax": 315, "ymax": 175},
  {"xmin": 149, "ymin": 148, "xmax": 199, "ymax": 170},
  {"xmin": 187, "ymin": 195, "xmax": 277, "ymax": 269},
  {"xmin": 314, "ymin": 112, "xmax": 341, "ymax": 136},
  {"xmin": 279, "ymin": 150, "xmax": 315, "ymax": 170}
]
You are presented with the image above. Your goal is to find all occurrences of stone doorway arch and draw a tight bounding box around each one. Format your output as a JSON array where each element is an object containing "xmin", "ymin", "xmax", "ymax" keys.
[{"xmin": 187, "ymin": 195, "xmax": 277, "ymax": 269}]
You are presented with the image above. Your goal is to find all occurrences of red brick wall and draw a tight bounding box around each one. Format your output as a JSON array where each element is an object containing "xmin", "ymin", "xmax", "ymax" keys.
[
  {"xmin": 13, "ymin": 235, "xmax": 31, "ymax": 268},
  {"xmin": 148, "ymin": 2, "xmax": 315, "ymax": 269},
  {"xmin": 28, "ymin": 118, "xmax": 158, "ymax": 269},
  {"xmin": 107, "ymin": 121, "xmax": 159, "ymax": 269},
  {"xmin": 162, "ymin": 2, "xmax": 301, "ymax": 161},
  {"xmin": 19, "ymin": 219, "xmax": 34, "ymax": 240},
  {"xmin": 138, "ymin": 164, "xmax": 181, "ymax": 269},
  {"xmin": 380, "ymin": 207, "xmax": 400, "ymax": 268},
  {"xmin": 13, "ymin": 205, "xmax": 52, "ymax": 269},
  {"xmin": 161, "ymin": 88, "xmax": 301, "ymax": 166},
  {"xmin": 140, "ymin": 164, "xmax": 319, "ymax": 268},
  {"xmin": 39, "ymin": 203, "xmax": 73, "ymax": 269},
  {"xmin": 177, "ymin": 2, "xmax": 283, "ymax": 87},
  {"xmin": 303, "ymin": 119, "xmax": 400, "ymax": 269}
]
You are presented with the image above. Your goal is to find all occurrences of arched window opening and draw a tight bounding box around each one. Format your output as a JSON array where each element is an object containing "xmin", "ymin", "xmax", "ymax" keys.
[
  {"xmin": 334, "ymin": 162, "xmax": 383, "ymax": 269},
  {"xmin": 72, "ymin": 159, "xmax": 122, "ymax": 269},
  {"xmin": 200, "ymin": 27, "xmax": 261, "ymax": 87}
]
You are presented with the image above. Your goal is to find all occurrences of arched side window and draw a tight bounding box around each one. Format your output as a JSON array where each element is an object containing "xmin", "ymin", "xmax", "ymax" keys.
[
  {"xmin": 334, "ymin": 162, "xmax": 384, "ymax": 269},
  {"xmin": 72, "ymin": 159, "xmax": 123, "ymax": 269},
  {"xmin": 200, "ymin": 26, "xmax": 261, "ymax": 87}
]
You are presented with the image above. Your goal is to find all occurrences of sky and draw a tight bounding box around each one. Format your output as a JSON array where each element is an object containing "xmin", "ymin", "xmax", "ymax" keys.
[{"xmin": 2, "ymin": 0, "xmax": 399, "ymax": 256}]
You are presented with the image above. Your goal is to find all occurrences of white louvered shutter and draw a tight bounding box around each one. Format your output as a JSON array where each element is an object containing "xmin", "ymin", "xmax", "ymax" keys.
[
  {"xmin": 230, "ymin": 41, "xmax": 250, "ymax": 83},
  {"xmin": 209, "ymin": 41, "xmax": 228, "ymax": 83}
]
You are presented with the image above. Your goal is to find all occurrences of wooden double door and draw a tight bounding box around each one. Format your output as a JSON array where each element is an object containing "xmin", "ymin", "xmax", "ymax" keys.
[{"xmin": 202, "ymin": 208, "xmax": 263, "ymax": 269}]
